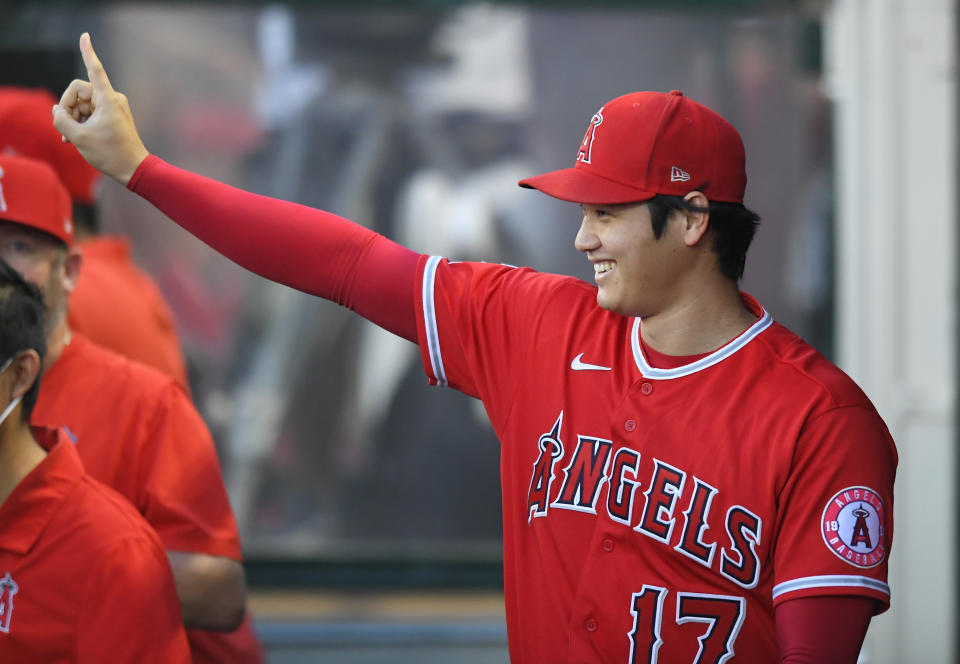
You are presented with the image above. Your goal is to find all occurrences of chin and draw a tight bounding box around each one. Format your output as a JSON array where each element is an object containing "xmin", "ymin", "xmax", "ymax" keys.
[
  {"xmin": 595, "ymin": 293, "xmax": 622, "ymax": 315},
  {"xmin": 596, "ymin": 292, "xmax": 644, "ymax": 318}
]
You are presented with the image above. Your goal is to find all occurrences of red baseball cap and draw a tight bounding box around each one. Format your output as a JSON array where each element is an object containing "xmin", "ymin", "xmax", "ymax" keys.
[
  {"xmin": 519, "ymin": 90, "xmax": 746, "ymax": 204},
  {"xmin": 0, "ymin": 154, "xmax": 74, "ymax": 246},
  {"xmin": 0, "ymin": 86, "xmax": 102, "ymax": 205}
]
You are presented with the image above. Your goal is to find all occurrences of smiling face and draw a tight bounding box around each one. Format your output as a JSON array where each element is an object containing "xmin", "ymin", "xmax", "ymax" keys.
[{"xmin": 574, "ymin": 202, "xmax": 697, "ymax": 318}]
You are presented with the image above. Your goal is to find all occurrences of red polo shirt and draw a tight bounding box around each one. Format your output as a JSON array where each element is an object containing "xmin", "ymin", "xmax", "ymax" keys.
[
  {"xmin": 32, "ymin": 334, "xmax": 263, "ymax": 661},
  {"xmin": 68, "ymin": 235, "xmax": 190, "ymax": 392},
  {"xmin": 0, "ymin": 428, "xmax": 190, "ymax": 663}
]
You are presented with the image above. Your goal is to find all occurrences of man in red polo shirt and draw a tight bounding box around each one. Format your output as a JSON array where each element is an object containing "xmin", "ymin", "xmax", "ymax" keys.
[
  {"xmin": 0, "ymin": 152, "xmax": 262, "ymax": 662},
  {"xmin": 0, "ymin": 243, "xmax": 190, "ymax": 662}
]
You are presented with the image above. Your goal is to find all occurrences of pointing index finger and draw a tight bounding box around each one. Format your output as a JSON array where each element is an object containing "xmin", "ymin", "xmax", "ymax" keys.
[{"xmin": 79, "ymin": 32, "xmax": 114, "ymax": 94}]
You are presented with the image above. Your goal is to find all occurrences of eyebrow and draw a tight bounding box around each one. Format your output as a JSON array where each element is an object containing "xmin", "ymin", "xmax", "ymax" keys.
[{"xmin": 580, "ymin": 203, "xmax": 634, "ymax": 213}]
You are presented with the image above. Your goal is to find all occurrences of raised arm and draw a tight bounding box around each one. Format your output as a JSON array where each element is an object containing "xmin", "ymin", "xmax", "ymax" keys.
[{"xmin": 53, "ymin": 33, "xmax": 419, "ymax": 342}]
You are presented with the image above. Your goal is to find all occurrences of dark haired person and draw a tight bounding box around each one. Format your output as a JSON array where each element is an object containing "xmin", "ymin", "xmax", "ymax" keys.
[
  {"xmin": 56, "ymin": 33, "xmax": 896, "ymax": 663},
  {"xmin": 0, "ymin": 256, "xmax": 190, "ymax": 662}
]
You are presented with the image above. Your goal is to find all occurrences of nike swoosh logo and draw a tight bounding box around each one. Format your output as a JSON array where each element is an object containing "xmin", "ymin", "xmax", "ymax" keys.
[{"xmin": 571, "ymin": 353, "xmax": 612, "ymax": 371}]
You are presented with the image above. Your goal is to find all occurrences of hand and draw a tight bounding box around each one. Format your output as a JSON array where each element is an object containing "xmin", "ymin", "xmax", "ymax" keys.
[{"xmin": 52, "ymin": 33, "xmax": 150, "ymax": 186}]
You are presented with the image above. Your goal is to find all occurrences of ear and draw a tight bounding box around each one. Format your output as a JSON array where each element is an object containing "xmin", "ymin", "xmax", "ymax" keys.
[
  {"xmin": 61, "ymin": 246, "xmax": 84, "ymax": 295},
  {"xmin": 680, "ymin": 190, "xmax": 711, "ymax": 247},
  {"xmin": 8, "ymin": 350, "xmax": 40, "ymax": 402}
]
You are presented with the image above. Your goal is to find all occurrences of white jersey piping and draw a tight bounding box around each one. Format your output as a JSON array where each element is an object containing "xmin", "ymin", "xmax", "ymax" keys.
[
  {"xmin": 630, "ymin": 307, "xmax": 773, "ymax": 380},
  {"xmin": 422, "ymin": 255, "xmax": 448, "ymax": 387},
  {"xmin": 772, "ymin": 574, "xmax": 890, "ymax": 600}
]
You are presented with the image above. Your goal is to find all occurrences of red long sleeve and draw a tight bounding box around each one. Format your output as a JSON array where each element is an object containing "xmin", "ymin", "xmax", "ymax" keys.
[
  {"xmin": 128, "ymin": 155, "xmax": 420, "ymax": 342},
  {"xmin": 776, "ymin": 596, "xmax": 875, "ymax": 663}
]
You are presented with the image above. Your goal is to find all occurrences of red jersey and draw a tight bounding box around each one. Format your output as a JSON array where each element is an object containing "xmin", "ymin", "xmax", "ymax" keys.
[
  {"xmin": 414, "ymin": 258, "xmax": 896, "ymax": 664},
  {"xmin": 68, "ymin": 235, "xmax": 191, "ymax": 392},
  {"xmin": 0, "ymin": 429, "xmax": 190, "ymax": 663},
  {"xmin": 31, "ymin": 333, "xmax": 264, "ymax": 662}
]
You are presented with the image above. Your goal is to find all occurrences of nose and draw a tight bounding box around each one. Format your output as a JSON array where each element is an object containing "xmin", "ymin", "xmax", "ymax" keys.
[{"xmin": 574, "ymin": 216, "xmax": 599, "ymax": 253}]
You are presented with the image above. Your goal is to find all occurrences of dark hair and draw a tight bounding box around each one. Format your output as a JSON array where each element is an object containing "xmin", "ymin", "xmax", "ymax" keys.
[
  {"xmin": 72, "ymin": 202, "xmax": 99, "ymax": 235},
  {"xmin": 0, "ymin": 258, "xmax": 46, "ymax": 419},
  {"xmin": 645, "ymin": 194, "xmax": 761, "ymax": 281}
]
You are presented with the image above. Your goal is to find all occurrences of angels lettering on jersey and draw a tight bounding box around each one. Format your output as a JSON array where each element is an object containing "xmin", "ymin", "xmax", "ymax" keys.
[
  {"xmin": 0, "ymin": 572, "xmax": 17, "ymax": 633},
  {"xmin": 526, "ymin": 411, "xmax": 762, "ymax": 589}
]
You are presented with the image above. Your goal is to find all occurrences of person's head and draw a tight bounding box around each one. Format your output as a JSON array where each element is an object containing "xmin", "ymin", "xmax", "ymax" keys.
[
  {"xmin": 0, "ymin": 257, "xmax": 46, "ymax": 425},
  {"xmin": 519, "ymin": 90, "xmax": 760, "ymax": 315},
  {"xmin": 0, "ymin": 86, "xmax": 102, "ymax": 236},
  {"xmin": 0, "ymin": 154, "xmax": 81, "ymax": 338}
]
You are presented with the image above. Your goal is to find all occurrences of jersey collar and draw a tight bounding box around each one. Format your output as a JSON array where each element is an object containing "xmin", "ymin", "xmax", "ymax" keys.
[
  {"xmin": 0, "ymin": 429, "xmax": 82, "ymax": 555},
  {"xmin": 630, "ymin": 293, "xmax": 773, "ymax": 380}
]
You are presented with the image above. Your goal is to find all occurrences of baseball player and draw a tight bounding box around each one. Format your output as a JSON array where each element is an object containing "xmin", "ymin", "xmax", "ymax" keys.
[
  {"xmin": 56, "ymin": 33, "xmax": 896, "ymax": 662},
  {"xmin": 0, "ymin": 86, "xmax": 191, "ymax": 392},
  {"xmin": 0, "ymin": 88, "xmax": 263, "ymax": 662},
  {"xmin": 0, "ymin": 214, "xmax": 189, "ymax": 661},
  {"xmin": 0, "ymin": 149, "xmax": 262, "ymax": 662}
]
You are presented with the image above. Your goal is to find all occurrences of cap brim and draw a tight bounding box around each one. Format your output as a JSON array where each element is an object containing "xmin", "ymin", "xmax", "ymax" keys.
[{"xmin": 518, "ymin": 167, "xmax": 658, "ymax": 205}]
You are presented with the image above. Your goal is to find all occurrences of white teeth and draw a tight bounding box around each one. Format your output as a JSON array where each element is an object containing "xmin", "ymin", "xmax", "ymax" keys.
[{"xmin": 594, "ymin": 261, "xmax": 615, "ymax": 274}]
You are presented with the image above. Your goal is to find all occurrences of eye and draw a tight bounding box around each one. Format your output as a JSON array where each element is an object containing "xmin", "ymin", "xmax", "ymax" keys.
[{"xmin": 7, "ymin": 239, "xmax": 33, "ymax": 254}]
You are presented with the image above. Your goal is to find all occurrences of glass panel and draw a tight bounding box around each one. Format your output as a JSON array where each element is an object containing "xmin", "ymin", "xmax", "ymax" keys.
[{"xmin": 7, "ymin": 3, "xmax": 831, "ymax": 564}]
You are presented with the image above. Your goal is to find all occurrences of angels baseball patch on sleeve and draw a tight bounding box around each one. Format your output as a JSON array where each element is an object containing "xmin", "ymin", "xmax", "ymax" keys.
[{"xmin": 821, "ymin": 486, "xmax": 887, "ymax": 568}]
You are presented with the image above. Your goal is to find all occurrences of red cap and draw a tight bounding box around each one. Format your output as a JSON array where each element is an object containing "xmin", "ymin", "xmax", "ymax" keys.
[
  {"xmin": 519, "ymin": 90, "xmax": 746, "ymax": 204},
  {"xmin": 0, "ymin": 87, "xmax": 102, "ymax": 205},
  {"xmin": 0, "ymin": 154, "xmax": 74, "ymax": 246}
]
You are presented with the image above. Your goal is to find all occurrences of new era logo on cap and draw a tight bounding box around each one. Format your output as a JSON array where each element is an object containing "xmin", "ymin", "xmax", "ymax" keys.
[
  {"xmin": 518, "ymin": 90, "xmax": 747, "ymax": 205},
  {"xmin": 670, "ymin": 166, "xmax": 690, "ymax": 183}
]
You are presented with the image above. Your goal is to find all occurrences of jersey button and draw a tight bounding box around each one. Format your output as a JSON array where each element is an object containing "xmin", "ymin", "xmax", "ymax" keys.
[
  {"xmin": 585, "ymin": 618, "xmax": 598, "ymax": 632},
  {"xmin": 624, "ymin": 418, "xmax": 637, "ymax": 432},
  {"xmin": 640, "ymin": 381, "xmax": 654, "ymax": 395},
  {"xmin": 601, "ymin": 538, "xmax": 615, "ymax": 552}
]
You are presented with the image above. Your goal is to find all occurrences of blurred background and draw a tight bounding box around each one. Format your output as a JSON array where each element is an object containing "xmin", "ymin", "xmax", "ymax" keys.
[{"xmin": 1, "ymin": 1, "xmax": 953, "ymax": 662}]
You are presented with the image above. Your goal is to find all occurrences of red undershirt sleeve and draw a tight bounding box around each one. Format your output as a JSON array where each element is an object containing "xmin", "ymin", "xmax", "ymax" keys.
[
  {"xmin": 776, "ymin": 596, "xmax": 875, "ymax": 663},
  {"xmin": 128, "ymin": 155, "xmax": 420, "ymax": 342}
]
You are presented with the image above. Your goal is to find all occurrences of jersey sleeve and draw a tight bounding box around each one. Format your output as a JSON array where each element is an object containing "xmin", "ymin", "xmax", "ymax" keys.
[
  {"xmin": 413, "ymin": 256, "xmax": 590, "ymax": 410},
  {"xmin": 771, "ymin": 405, "xmax": 897, "ymax": 612},
  {"xmin": 136, "ymin": 382, "xmax": 242, "ymax": 560},
  {"xmin": 76, "ymin": 535, "xmax": 191, "ymax": 664}
]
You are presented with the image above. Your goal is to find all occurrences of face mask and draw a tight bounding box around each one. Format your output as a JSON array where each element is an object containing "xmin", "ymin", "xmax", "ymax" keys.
[{"xmin": 0, "ymin": 357, "xmax": 22, "ymax": 428}]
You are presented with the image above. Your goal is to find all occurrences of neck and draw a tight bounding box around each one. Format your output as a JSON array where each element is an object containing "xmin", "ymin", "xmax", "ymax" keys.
[
  {"xmin": 639, "ymin": 279, "xmax": 757, "ymax": 356},
  {"xmin": 43, "ymin": 315, "xmax": 72, "ymax": 373},
  {"xmin": 73, "ymin": 225, "xmax": 96, "ymax": 243},
  {"xmin": 0, "ymin": 418, "xmax": 46, "ymax": 507}
]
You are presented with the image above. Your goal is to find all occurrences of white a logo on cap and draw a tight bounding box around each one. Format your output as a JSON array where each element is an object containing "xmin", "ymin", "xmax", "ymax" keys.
[
  {"xmin": 0, "ymin": 166, "xmax": 7, "ymax": 213},
  {"xmin": 577, "ymin": 106, "xmax": 605, "ymax": 165},
  {"xmin": 670, "ymin": 166, "xmax": 690, "ymax": 183}
]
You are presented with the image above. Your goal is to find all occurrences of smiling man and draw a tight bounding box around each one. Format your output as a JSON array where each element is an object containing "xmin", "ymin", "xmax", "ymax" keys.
[{"xmin": 55, "ymin": 33, "xmax": 896, "ymax": 663}]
